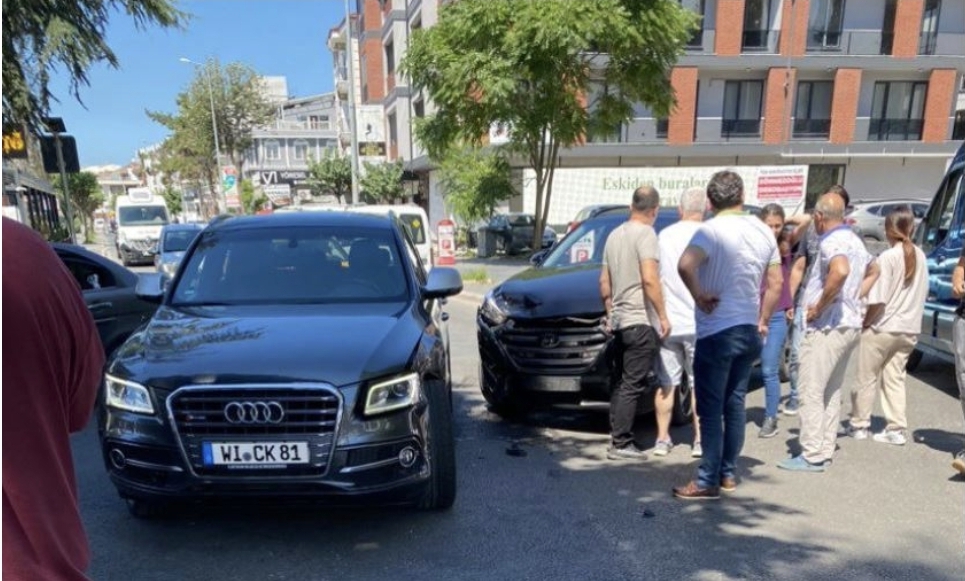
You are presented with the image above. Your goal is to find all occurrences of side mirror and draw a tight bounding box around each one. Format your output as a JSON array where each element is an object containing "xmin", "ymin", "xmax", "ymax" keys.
[
  {"xmin": 135, "ymin": 273, "xmax": 165, "ymax": 304},
  {"xmin": 530, "ymin": 249, "xmax": 549, "ymax": 266},
  {"xmin": 422, "ymin": 267, "xmax": 463, "ymax": 299}
]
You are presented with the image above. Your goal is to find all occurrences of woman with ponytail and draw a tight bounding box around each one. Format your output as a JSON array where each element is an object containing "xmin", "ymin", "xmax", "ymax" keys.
[{"xmin": 847, "ymin": 206, "xmax": 929, "ymax": 445}]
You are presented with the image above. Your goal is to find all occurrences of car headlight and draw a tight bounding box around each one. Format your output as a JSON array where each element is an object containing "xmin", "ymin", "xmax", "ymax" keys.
[
  {"xmin": 105, "ymin": 374, "xmax": 155, "ymax": 414},
  {"xmin": 364, "ymin": 373, "xmax": 421, "ymax": 416},
  {"xmin": 479, "ymin": 292, "xmax": 508, "ymax": 326},
  {"xmin": 161, "ymin": 261, "xmax": 177, "ymax": 276}
]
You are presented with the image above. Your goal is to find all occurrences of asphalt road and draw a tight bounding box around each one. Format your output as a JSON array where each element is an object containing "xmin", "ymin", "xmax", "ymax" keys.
[{"xmin": 72, "ymin": 288, "xmax": 964, "ymax": 581}]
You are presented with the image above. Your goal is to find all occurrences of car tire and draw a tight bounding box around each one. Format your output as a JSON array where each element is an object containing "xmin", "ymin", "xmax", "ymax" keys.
[
  {"xmin": 905, "ymin": 348, "xmax": 923, "ymax": 372},
  {"xmin": 670, "ymin": 377, "xmax": 694, "ymax": 427},
  {"xmin": 479, "ymin": 363, "xmax": 530, "ymax": 419},
  {"xmin": 125, "ymin": 498, "xmax": 164, "ymax": 519},
  {"xmin": 418, "ymin": 379, "xmax": 457, "ymax": 511}
]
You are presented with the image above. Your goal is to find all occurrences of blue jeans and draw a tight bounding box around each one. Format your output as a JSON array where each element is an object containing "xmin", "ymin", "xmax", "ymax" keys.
[
  {"xmin": 787, "ymin": 306, "xmax": 804, "ymax": 402},
  {"xmin": 694, "ymin": 325, "xmax": 762, "ymax": 489},
  {"xmin": 761, "ymin": 311, "xmax": 789, "ymax": 418}
]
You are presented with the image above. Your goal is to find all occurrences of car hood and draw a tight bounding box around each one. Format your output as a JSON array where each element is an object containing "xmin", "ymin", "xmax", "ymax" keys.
[
  {"xmin": 492, "ymin": 264, "xmax": 604, "ymax": 320},
  {"xmin": 108, "ymin": 303, "xmax": 422, "ymax": 389}
]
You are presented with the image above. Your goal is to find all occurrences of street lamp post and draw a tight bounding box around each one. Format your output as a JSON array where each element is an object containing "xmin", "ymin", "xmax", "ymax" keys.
[
  {"xmin": 344, "ymin": 0, "xmax": 361, "ymax": 205},
  {"xmin": 179, "ymin": 57, "xmax": 225, "ymax": 213}
]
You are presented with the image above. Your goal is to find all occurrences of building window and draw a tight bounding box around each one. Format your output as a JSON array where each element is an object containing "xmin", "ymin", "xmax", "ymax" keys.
[
  {"xmin": 293, "ymin": 141, "xmax": 309, "ymax": 161},
  {"xmin": 413, "ymin": 99, "xmax": 425, "ymax": 119},
  {"xmin": 880, "ymin": 0, "xmax": 896, "ymax": 54},
  {"xmin": 681, "ymin": 0, "xmax": 705, "ymax": 49},
  {"xmin": 388, "ymin": 112, "xmax": 398, "ymax": 148},
  {"xmin": 952, "ymin": 110, "xmax": 965, "ymax": 140},
  {"xmin": 385, "ymin": 41, "xmax": 395, "ymax": 75},
  {"xmin": 586, "ymin": 80, "xmax": 623, "ymax": 143},
  {"xmin": 807, "ymin": 0, "xmax": 845, "ymax": 50},
  {"xmin": 869, "ymin": 81, "xmax": 927, "ymax": 141},
  {"xmin": 742, "ymin": 0, "xmax": 772, "ymax": 51},
  {"xmin": 265, "ymin": 141, "xmax": 281, "ymax": 161},
  {"xmin": 919, "ymin": 0, "xmax": 941, "ymax": 55},
  {"xmin": 793, "ymin": 81, "xmax": 833, "ymax": 138},
  {"xmin": 656, "ymin": 118, "xmax": 669, "ymax": 139},
  {"xmin": 722, "ymin": 80, "xmax": 763, "ymax": 138}
]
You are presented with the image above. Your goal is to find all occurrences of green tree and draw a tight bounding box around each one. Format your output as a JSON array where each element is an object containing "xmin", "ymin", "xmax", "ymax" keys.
[
  {"xmin": 360, "ymin": 160, "xmax": 405, "ymax": 204},
  {"xmin": 239, "ymin": 179, "xmax": 265, "ymax": 214},
  {"xmin": 438, "ymin": 147, "xmax": 516, "ymax": 229},
  {"xmin": 306, "ymin": 151, "xmax": 352, "ymax": 203},
  {"xmin": 2, "ymin": 0, "xmax": 185, "ymax": 128},
  {"xmin": 148, "ymin": 60, "xmax": 275, "ymax": 197},
  {"xmin": 52, "ymin": 171, "xmax": 103, "ymax": 243},
  {"xmin": 402, "ymin": 0, "xmax": 696, "ymax": 247},
  {"xmin": 160, "ymin": 185, "xmax": 182, "ymax": 216}
]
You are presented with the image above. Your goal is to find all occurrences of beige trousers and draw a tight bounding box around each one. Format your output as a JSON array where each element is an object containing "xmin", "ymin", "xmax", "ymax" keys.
[
  {"xmin": 850, "ymin": 330, "xmax": 916, "ymax": 431},
  {"xmin": 798, "ymin": 328, "xmax": 860, "ymax": 464}
]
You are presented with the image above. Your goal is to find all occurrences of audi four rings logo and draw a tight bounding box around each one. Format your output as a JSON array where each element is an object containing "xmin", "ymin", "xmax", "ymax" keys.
[{"xmin": 223, "ymin": 401, "xmax": 286, "ymax": 424}]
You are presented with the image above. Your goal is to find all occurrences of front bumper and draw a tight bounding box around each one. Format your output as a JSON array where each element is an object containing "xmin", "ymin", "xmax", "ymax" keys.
[
  {"xmin": 98, "ymin": 384, "xmax": 431, "ymax": 504},
  {"xmin": 476, "ymin": 313, "xmax": 615, "ymax": 404},
  {"xmin": 118, "ymin": 239, "xmax": 158, "ymax": 260}
]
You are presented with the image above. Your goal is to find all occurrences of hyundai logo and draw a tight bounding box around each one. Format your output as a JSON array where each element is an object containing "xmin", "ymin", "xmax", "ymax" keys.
[
  {"xmin": 223, "ymin": 401, "xmax": 285, "ymax": 424},
  {"xmin": 540, "ymin": 333, "xmax": 560, "ymax": 348}
]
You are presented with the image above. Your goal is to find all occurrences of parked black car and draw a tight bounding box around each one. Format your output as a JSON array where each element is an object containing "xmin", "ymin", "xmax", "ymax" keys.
[
  {"xmin": 478, "ymin": 210, "xmax": 698, "ymax": 421},
  {"xmin": 99, "ymin": 212, "xmax": 463, "ymax": 516},
  {"xmin": 476, "ymin": 213, "xmax": 557, "ymax": 254},
  {"xmin": 52, "ymin": 243, "xmax": 158, "ymax": 358}
]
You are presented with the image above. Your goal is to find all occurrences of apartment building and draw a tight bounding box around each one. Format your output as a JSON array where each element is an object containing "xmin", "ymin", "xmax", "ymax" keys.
[
  {"xmin": 244, "ymin": 92, "xmax": 340, "ymax": 206},
  {"xmin": 345, "ymin": 0, "xmax": 965, "ymax": 227}
]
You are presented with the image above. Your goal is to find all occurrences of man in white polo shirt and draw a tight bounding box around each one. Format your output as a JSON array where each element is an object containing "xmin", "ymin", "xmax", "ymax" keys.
[
  {"xmin": 672, "ymin": 171, "xmax": 783, "ymax": 500},
  {"xmin": 778, "ymin": 192, "xmax": 878, "ymax": 472}
]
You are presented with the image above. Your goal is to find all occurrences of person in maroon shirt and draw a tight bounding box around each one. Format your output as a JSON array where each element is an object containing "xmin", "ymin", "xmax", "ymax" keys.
[{"xmin": 3, "ymin": 217, "xmax": 104, "ymax": 581}]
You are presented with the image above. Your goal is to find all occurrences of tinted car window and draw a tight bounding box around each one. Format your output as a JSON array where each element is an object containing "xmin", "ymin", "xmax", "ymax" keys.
[
  {"xmin": 59, "ymin": 255, "xmax": 117, "ymax": 290},
  {"xmin": 171, "ymin": 226, "xmax": 409, "ymax": 305},
  {"xmin": 118, "ymin": 206, "xmax": 168, "ymax": 226},
  {"xmin": 163, "ymin": 229, "xmax": 200, "ymax": 252},
  {"xmin": 398, "ymin": 213, "xmax": 426, "ymax": 244}
]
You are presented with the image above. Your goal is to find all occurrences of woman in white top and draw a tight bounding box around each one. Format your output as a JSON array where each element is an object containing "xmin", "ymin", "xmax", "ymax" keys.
[{"xmin": 847, "ymin": 206, "xmax": 929, "ymax": 445}]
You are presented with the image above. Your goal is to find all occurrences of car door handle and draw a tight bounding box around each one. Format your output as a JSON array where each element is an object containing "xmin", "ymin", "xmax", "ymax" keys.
[
  {"xmin": 441, "ymin": 312, "xmax": 450, "ymax": 322},
  {"xmin": 88, "ymin": 301, "xmax": 113, "ymax": 312}
]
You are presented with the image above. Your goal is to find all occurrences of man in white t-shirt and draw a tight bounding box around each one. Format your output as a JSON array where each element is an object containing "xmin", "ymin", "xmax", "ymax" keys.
[
  {"xmin": 653, "ymin": 187, "xmax": 706, "ymax": 459},
  {"xmin": 778, "ymin": 192, "xmax": 878, "ymax": 472},
  {"xmin": 672, "ymin": 171, "xmax": 783, "ymax": 500}
]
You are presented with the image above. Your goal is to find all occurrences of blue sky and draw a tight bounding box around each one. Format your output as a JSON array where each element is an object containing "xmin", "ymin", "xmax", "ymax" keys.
[{"xmin": 48, "ymin": 0, "xmax": 345, "ymax": 167}]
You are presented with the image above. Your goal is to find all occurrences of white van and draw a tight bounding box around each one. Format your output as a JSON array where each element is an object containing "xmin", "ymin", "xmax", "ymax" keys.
[
  {"xmin": 115, "ymin": 187, "xmax": 170, "ymax": 266},
  {"xmin": 347, "ymin": 204, "xmax": 433, "ymax": 269}
]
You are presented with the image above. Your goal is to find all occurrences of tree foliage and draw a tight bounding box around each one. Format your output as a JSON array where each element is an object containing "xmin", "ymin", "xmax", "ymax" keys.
[
  {"xmin": 160, "ymin": 185, "xmax": 183, "ymax": 216},
  {"xmin": 239, "ymin": 179, "xmax": 265, "ymax": 214},
  {"xmin": 53, "ymin": 171, "xmax": 103, "ymax": 243},
  {"xmin": 148, "ymin": 60, "xmax": 275, "ymax": 188},
  {"xmin": 360, "ymin": 160, "xmax": 405, "ymax": 204},
  {"xmin": 2, "ymin": 0, "xmax": 186, "ymax": 128},
  {"xmin": 437, "ymin": 147, "xmax": 516, "ymax": 228},
  {"xmin": 402, "ymin": 0, "xmax": 697, "ymax": 247},
  {"xmin": 306, "ymin": 151, "xmax": 352, "ymax": 204}
]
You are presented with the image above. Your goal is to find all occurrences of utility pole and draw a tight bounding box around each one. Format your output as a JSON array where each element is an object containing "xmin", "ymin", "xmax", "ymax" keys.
[
  {"xmin": 44, "ymin": 118, "xmax": 76, "ymax": 244},
  {"xmin": 180, "ymin": 57, "xmax": 226, "ymax": 213},
  {"xmin": 345, "ymin": 0, "xmax": 361, "ymax": 205}
]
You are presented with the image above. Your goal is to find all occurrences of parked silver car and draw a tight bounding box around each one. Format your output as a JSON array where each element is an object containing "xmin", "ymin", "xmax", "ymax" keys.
[
  {"xmin": 154, "ymin": 223, "xmax": 204, "ymax": 280},
  {"xmin": 846, "ymin": 199, "xmax": 929, "ymax": 242}
]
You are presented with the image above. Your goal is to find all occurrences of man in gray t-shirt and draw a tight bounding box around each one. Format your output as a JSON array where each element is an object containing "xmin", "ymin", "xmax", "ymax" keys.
[{"xmin": 600, "ymin": 186, "xmax": 671, "ymax": 460}]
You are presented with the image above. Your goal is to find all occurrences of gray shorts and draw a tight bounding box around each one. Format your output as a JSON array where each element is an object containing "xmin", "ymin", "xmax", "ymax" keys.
[{"xmin": 658, "ymin": 335, "xmax": 695, "ymax": 388}]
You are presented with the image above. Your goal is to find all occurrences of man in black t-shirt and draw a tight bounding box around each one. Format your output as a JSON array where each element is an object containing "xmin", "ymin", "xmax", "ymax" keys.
[{"xmin": 952, "ymin": 244, "xmax": 965, "ymax": 475}]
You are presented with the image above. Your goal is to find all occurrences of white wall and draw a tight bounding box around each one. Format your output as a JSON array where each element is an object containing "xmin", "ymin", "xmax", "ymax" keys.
[{"xmin": 843, "ymin": 157, "xmax": 951, "ymax": 201}]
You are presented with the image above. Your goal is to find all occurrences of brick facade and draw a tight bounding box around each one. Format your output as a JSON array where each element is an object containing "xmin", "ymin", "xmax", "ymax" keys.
[
  {"xmin": 762, "ymin": 67, "xmax": 796, "ymax": 144},
  {"xmin": 779, "ymin": 0, "xmax": 809, "ymax": 56},
  {"xmin": 668, "ymin": 67, "xmax": 699, "ymax": 145},
  {"xmin": 829, "ymin": 68, "xmax": 862, "ymax": 144},
  {"xmin": 922, "ymin": 69, "xmax": 957, "ymax": 142},
  {"xmin": 891, "ymin": 0, "xmax": 925, "ymax": 58},
  {"xmin": 360, "ymin": 0, "xmax": 385, "ymax": 103},
  {"xmin": 714, "ymin": 0, "xmax": 746, "ymax": 56}
]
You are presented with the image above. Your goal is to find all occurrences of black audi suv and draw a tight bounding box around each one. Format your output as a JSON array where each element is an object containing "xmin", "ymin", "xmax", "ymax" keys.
[
  {"xmin": 477, "ymin": 209, "xmax": 694, "ymax": 423},
  {"xmin": 99, "ymin": 211, "xmax": 463, "ymax": 516}
]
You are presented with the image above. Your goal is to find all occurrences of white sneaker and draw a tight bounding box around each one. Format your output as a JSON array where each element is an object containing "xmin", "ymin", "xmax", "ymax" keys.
[
  {"xmin": 652, "ymin": 439, "xmax": 673, "ymax": 457},
  {"xmin": 847, "ymin": 426, "xmax": 870, "ymax": 440},
  {"xmin": 872, "ymin": 430, "xmax": 906, "ymax": 446},
  {"xmin": 691, "ymin": 441, "xmax": 702, "ymax": 458}
]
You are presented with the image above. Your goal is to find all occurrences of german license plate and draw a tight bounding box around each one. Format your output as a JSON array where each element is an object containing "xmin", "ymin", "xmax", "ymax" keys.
[{"xmin": 202, "ymin": 441, "xmax": 310, "ymax": 467}]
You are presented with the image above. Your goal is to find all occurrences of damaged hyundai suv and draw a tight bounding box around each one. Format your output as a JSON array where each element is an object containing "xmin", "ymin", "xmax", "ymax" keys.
[{"xmin": 99, "ymin": 212, "xmax": 463, "ymax": 516}]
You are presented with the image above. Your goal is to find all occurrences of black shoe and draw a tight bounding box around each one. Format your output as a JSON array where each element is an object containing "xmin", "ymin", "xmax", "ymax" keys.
[
  {"xmin": 607, "ymin": 443, "xmax": 648, "ymax": 461},
  {"xmin": 758, "ymin": 416, "xmax": 780, "ymax": 439}
]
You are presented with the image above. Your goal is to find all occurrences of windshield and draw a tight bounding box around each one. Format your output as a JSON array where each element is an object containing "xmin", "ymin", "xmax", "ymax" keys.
[
  {"xmin": 118, "ymin": 205, "xmax": 169, "ymax": 227},
  {"xmin": 163, "ymin": 229, "xmax": 201, "ymax": 252},
  {"xmin": 541, "ymin": 211, "xmax": 680, "ymax": 269},
  {"xmin": 398, "ymin": 213, "xmax": 426, "ymax": 244},
  {"xmin": 171, "ymin": 226, "xmax": 409, "ymax": 306}
]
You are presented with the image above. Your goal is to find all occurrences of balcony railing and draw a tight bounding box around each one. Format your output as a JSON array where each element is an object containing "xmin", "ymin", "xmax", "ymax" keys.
[
  {"xmin": 807, "ymin": 29, "xmax": 843, "ymax": 51},
  {"xmin": 792, "ymin": 118, "xmax": 831, "ymax": 138},
  {"xmin": 868, "ymin": 118, "xmax": 924, "ymax": 141},
  {"xmin": 721, "ymin": 119, "xmax": 761, "ymax": 139},
  {"xmin": 741, "ymin": 30, "xmax": 779, "ymax": 53},
  {"xmin": 258, "ymin": 119, "xmax": 334, "ymax": 133}
]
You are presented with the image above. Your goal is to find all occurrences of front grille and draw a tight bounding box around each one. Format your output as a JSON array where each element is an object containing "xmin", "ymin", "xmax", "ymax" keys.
[
  {"xmin": 499, "ymin": 317, "xmax": 609, "ymax": 374},
  {"xmin": 129, "ymin": 238, "xmax": 157, "ymax": 252},
  {"xmin": 168, "ymin": 386, "xmax": 340, "ymax": 478}
]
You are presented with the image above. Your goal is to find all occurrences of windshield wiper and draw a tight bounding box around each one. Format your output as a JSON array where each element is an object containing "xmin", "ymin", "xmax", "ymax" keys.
[{"xmin": 171, "ymin": 301, "xmax": 236, "ymax": 307}]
